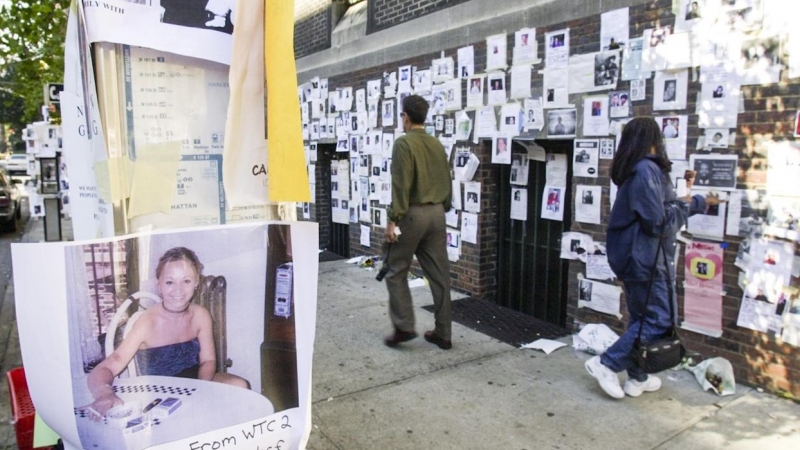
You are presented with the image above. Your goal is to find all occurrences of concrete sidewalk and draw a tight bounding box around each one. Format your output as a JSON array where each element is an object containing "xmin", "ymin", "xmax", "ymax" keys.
[
  {"xmin": 2, "ymin": 218, "xmax": 799, "ymax": 449},
  {"xmin": 306, "ymin": 261, "xmax": 799, "ymax": 450}
]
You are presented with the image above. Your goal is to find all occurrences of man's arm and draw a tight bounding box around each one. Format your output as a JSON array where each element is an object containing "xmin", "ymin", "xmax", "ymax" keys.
[{"xmin": 388, "ymin": 138, "xmax": 412, "ymax": 223}]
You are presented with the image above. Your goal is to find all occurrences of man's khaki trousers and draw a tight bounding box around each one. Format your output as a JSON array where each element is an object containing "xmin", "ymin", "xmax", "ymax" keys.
[{"xmin": 385, "ymin": 204, "xmax": 452, "ymax": 340}]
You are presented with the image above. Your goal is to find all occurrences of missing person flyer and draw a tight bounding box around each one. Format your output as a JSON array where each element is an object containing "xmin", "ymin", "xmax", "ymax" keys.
[{"xmin": 12, "ymin": 222, "xmax": 319, "ymax": 449}]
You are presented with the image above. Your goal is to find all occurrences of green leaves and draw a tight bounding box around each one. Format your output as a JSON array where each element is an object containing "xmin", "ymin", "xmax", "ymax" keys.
[{"xmin": 0, "ymin": 1, "xmax": 69, "ymax": 127}]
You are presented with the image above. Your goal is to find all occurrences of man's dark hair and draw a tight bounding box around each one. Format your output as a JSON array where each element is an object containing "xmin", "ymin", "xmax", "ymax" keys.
[
  {"xmin": 610, "ymin": 117, "xmax": 671, "ymax": 186},
  {"xmin": 403, "ymin": 95, "xmax": 429, "ymax": 125}
]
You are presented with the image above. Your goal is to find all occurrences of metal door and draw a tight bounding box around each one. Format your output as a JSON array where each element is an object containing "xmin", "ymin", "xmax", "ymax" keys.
[
  {"xmin": 320, "ymin": 144, "xmax": 350, "ymax": 258},
  {"xmin": 496, "ymin": 140, "xmax": 573, "ymax": 327}
]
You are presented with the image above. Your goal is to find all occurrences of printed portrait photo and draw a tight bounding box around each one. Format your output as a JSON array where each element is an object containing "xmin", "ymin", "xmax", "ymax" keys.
[
  {"xmin": 662, "ymin": 79, "xmax": 677, "ymax": 102},
  {"xmin": 550, "ymin": 33, "xmax": 565, "ymax": 48},
  {"xmin": 661, "ymin": 117, "xmax": 680, "ymax": 139},
  {"xmin": 547, "ymin": 109, "xmax": 577, "ymax": 137},
  {"xmin": 594, "ymin": 53, "xmax": 618, "ymax": 86},
  {"xmin": 579, "ymin": 279, "xmax": 593, "ymax": 302},
  {"xmin": 63, "ymin": 225, "xmax": 298, "ymax": 448},
  {"xmin": 546, "ymin": 187, "xmax": 561, "ymax": 212}
]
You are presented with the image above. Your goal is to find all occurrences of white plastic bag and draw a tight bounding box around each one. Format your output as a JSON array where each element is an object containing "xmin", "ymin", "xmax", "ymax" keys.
[
  {"xmin": 687, "ymin": 357, "xmax": 736, "ymax": 396},
  {"xmin": 572, "ymin": 323, "xmax": 620, "ymax": 355}
]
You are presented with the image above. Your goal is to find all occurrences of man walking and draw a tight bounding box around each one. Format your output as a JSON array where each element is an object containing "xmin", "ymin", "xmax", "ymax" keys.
[{"xmin": 384, "ymin": 95, "xmax": 454, "ymax": 350}]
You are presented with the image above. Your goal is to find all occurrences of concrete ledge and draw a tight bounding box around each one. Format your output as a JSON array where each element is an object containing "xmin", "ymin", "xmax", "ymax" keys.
[{"xmin": 297, "ymin": 0, "xmax": 651, "ymax": 82}]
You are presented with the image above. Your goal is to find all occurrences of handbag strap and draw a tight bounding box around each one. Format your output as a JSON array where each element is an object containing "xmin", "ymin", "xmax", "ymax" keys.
[{"xmin": 635, "ymin": 238, "xmax": 676, "ymax": 342}]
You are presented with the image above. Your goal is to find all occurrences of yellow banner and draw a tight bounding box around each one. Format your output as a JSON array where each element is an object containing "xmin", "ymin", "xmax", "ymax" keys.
[{"xmin": 265, "ymin": 0, "xmax": 310, "ymax": 202}]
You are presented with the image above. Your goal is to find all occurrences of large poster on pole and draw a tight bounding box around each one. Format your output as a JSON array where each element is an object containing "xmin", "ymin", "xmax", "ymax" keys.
[
  {"xmin": 12, "ymin": 222, "xmax": 318, "ymax": 449},
  {"xmin": 82, "ymin": 0, "xmax": 235, "ymax": 65},
  {"xmin": 62, "ymin": 2, "xmax": 116, "ymax": 240}
]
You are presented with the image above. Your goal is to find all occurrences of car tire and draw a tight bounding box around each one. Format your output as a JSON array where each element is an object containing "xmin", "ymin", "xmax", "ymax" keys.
[
  {"xmin": 1, "ymin": 216, "xmax": 15, "ymax": 233},
  {"xmin": 15, "ymin": 203, "xmax": 21, "ymax": 220}
]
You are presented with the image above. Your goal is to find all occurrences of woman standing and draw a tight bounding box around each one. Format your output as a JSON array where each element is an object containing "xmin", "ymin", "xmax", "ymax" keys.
[{"xmin": 585, "ymin": 117, "xmax": 721, "ymax": 399}]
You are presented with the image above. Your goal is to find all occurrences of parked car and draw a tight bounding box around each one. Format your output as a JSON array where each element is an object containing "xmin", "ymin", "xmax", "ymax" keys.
[
  {"xmin": 0, "ymin": 153, "xmax": 29, "ymax": 175},
  {"xmin": 0, "ymin": 170, "xmax": 21, "ymax": 232}
]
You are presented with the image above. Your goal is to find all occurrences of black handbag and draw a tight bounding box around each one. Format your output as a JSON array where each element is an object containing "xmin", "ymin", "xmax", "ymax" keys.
[{"xmin": 632, "ymin": 238, "xmax": 686, "ymax": 374}]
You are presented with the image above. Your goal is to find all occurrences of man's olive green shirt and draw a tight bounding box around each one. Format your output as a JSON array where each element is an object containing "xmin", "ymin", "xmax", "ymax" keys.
[{"xmin": 387, "ymin": 128, "xmax": 453, "ymax": 223}]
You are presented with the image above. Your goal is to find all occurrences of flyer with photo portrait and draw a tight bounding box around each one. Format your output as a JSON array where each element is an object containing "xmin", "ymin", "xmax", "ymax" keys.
[
  {"xmin": 510, "ymin": 188, "xmax": 528, "ymax": 221},
  {"xmin": 573, "ymin": 140, "xmax": 600, "ymax": 177},
  {"xmin": 487, "ymin": 72, "xmax": 508, "ymax": 105},
  {"xmin": 582, "ymin": 96, "xmax": 610, "ymax": 136},
  {"xmin": 513, "ymin": 28, "xmax": 540, "ymax": 65},
  {"xmin": 458, "ymin": 45, "xmax": 475, "ymax": 78},
  {"xmin": 545, "ymin": 29, "xmax": 570, "ymax": 69},
  {"xmin": 486, "ymin": 34, "xmax": 508, "ymax": 71},
  {"xmin": 547, "ymin": 109, "xmax": 577, "ymax": 138},
  {"xmin": 653, "ymin": 69, "xmax": 688, "ymax": 111},
  {"xmin": 466, "ymin": 76, "xmax": 485, "ymax": 109}
]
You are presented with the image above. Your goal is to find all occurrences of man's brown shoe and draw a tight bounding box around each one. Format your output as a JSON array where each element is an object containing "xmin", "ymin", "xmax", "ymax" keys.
[
  {"xmin": 384, "ymin": 329, "xmax": 418, "ymax": 348},
  {"xmin": 424, "ymin": 331, "xmax": 452, "ymax": 350}
]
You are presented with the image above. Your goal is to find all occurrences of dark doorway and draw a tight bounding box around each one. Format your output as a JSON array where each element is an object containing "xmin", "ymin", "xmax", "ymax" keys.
[
  {"xmin": 496, "ymin": 139, "xmax": 573, "ymax": 328},
  {"xmin": 320, "ymin": 144, "xmax": 350, "ymax": 258}
]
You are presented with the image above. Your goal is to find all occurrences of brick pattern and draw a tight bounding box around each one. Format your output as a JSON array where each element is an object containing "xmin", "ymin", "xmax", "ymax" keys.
[
  {"xmin": 368, "ymin": 0, "xmax": 471, "ymax": 33},
  {"xmin": 557, "ymin": 0, "xmax": 800, "ymax": 398},
  {"xmin": 294, "ymin": 0, "xmax": 331, "ymax": 59},
  {"xmin": 298, "ymin": 0, "xmax": 800, "ymax": 397}
]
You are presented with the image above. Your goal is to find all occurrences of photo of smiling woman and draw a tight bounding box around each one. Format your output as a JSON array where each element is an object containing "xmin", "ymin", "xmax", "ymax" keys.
[
  {"xmin": 84, "ymin": 247, "xmax": 248, "ymax": 418},
  {"xmin": 60, "ymin": 224, "xmax": 303, "ymax": 449}
]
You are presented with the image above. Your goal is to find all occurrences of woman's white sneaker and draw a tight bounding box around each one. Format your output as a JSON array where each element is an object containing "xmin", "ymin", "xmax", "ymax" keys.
[
  {"xmin": 623, "ymin": 375, "xmax": 662, "ymax": 397},
  {"xmin": 585, "ymin": 356, "xmax": 624, "ymax": 399}
]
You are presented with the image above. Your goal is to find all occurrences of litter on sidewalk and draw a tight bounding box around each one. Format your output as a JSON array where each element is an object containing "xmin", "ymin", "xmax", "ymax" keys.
[
  {"xmin": 687, "ymin": 357, "xmax": 736, "ymax": 396},
  {"xmin": 520, "ymin": 339, "xmax": 567, "ymax": 354},
  {"xmin": 572, "ymin": 323, "xmax": 620, "ymax": 355}
]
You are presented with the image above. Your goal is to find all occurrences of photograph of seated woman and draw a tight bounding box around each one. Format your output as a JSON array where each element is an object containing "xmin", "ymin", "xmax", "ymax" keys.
[{"xmin": 84, "ymin": 247, "xmax": 248, "ymax": 419}]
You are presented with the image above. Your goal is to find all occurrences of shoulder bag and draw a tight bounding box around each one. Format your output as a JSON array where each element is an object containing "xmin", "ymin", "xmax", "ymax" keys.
[{"xmin": 632, "ymin": 238, "xmax": 686, "ymax": 373}]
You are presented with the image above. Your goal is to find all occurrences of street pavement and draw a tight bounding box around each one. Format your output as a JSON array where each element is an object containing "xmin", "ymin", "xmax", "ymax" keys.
[{"xmin": 1, "ymin": 217, "xmax": 798, "ymax": 449}]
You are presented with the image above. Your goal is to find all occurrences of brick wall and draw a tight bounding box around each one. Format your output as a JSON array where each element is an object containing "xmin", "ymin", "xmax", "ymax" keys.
[
  {"xmin": 294, "ymin": 0, "xmax": 331, "ymax": 59},
  {"xmin": 554, "ymin": 0, "xmax": 800, "ymax": 397},
  {"xmin": 317, "ymin": 43, "xmax": 501, "ymax": 298},
  {"xmin": 367, "ymin": 0, "xmax": 472, "ymax": 34},
  {"xmin": 300, "ymin": 0, "xmax": 800, "ymax": 398}
]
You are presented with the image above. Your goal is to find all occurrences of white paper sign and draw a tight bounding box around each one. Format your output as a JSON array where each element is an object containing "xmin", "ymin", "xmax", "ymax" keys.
[
  {"xmin": 467, "ymin": 76, "xmax": 484, "ymax": 109},
  {"xmin": 487, "ymin": 72, "xmax": 507, "ymax": 106},
  {"xmin": 600, "ymin": 7, "xmax": 629, "ymax": 52},
  {"xmin": 542, "ymin": 185, "xmax": 566, "ymax": 221},
  {"xmin": 510, "ymin": 65, "xmax": 532, "ymax": 100},
  {"xmin": 12, "ymin": 222, "xmax": 319, "ymax": 450},
  {"xmin": 461, "ymin": 212, "xmax": 478, "ymax": 244},
  {"xmin": 511, "ymin": 188, "xmax": 528, "ymax": 221},
  {"xmin": 486, "ymin": 34, "xmax": 508, "ymax": 71},
  {"xmin": 513, "ymin": 28, "xmax": 540, "ymax": 65},
  {"xmin": 573, "ymin": 140, "xmax": 600, "ymax": 177},
  {"xmin": 578, "ymin": 276, "xmax": 623, "ymax": 318},
  {"xmin": 545, "ymin": 29, "xmax": 570, "ymax": 69},
  {"xmin": 582, "ymin": 97, "xmax": 610, "ymax": 136},
  {"xmin": 575, "ymin": 185, "xmax": 602, "ymax": 224},
  {"xmin": 568, "ymin": 51, "xmax": 620, "ymax": 94},
  {"xmin": 464, "ymin": 181, "xmax": 481, "ymax": 212},
  {"xmin": 653, "ymin": 69, "xmax": 689, "ymax": 111}
]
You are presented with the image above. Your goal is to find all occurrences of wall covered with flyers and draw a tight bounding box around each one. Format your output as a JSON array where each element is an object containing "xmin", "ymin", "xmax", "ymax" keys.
[{"xmin": 294, "ymin": 0, "xmax": 800, "ymax": 397}]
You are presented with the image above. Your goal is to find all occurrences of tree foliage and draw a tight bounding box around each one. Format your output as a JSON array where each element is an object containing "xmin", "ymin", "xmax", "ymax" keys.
[{"xmin": 0, "ymin": 1, "xmax": 69, "ymax": 133}]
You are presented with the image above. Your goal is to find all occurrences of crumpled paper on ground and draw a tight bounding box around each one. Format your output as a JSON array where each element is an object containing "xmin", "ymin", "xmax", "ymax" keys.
[
  {"xmin": 572, "ymin": 323, "xmax": 620, "ymax": 355},
  {"xmin": 521, "ymin": 339, "xmax": 567, "ymax": 354},
  {"xmin": 687, "ymin": 357, "xmax": 736, "ymax": 396}
]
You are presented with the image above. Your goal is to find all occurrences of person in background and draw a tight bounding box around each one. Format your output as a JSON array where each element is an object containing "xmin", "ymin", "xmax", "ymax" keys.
[
  {"xmin": 384, "ymin": 95, "xmax": 454, "ymax": 350},
  {"xmin": 585, "ymin": 117, "xmax": 722, "ymax": 399}
]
